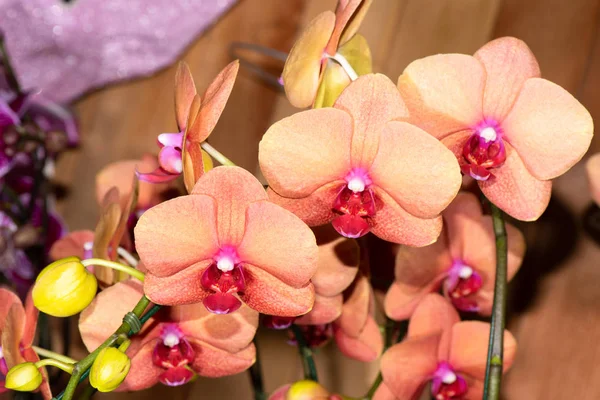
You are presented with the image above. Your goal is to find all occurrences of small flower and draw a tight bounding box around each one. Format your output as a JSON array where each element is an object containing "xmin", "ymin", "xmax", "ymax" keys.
[
  {"xmin": 135, "ymin": 166, "xmax": 318, "ymax": 316},
  {"xmin": 398, "ymin": 37, "xmax": 594, "ymax": 221},
  {"xmin": 269, "ymin": 380, "xmax": 330, "ymax": 400},
  {"xmin": 32, "ymin": 257, "xmax": 98, "ymax": 317},
  {"xmin": 283, "ymin": 0, "xmax": 373, "ymax": 108},
  {"xmin": 4, "ymin": 362, "xmax": 42, "ymax": 392},
  {"xmin": 90, "ymin": 347, "xmax": 131, "ymax": 392},
  {"xmin": 385, "ymin": 192, "xmax": 525, "ymax": 319},
  {"xmin": 259, "ymin": 74, "xmax": 461, "ymax": 244},
  {"xmin": 376, "ymin": 294, "xmax": 516, "ymax": 400},
  {"xmin": 79, "ymin": 280, "xmax": 258, "ymax": 390}
]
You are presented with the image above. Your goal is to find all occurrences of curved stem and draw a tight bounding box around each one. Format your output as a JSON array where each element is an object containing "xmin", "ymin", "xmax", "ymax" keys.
[
  {"xmin": 248, "ymin": 338, "xmax": 267, "ymax": 400},
  {"xmin": 327, "ymin": 53, "xmax": 358, "ymax": 81},
  {"xmin": 81, "ymin": 258, "xmax": 145, "ymax": 282},
  {"xmin": 201, "ymin": 142, "xmax": 236, "ymax": 167},
  {"xmin": 32, "ymin": 346, "xmax": 77, "ymax": 365},
  {"xmin": 116, "ymin": 247, "xmax": 139, "ymax": 267},
  {"xmin": 290, "ymin": 325, "xmax": 318, "ymax": 382},
  {"xmin": 35, "ymin": 359, "xmax": 74, "ymax": 374},
  {"xmin": 483, "ymin": 202, "xmax": 508, "ymax": 400}
]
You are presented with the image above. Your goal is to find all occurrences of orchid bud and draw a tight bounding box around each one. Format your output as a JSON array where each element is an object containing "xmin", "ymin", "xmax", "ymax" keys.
[
  {"xmin": 33, "ymin": 256, "xmax": 98, "ymax": 317},
  {"xmin": 4, "ymin": 362, "xmax": 43, "ymax": 392},
  {"xmin": 90, "ymin": 347, "xmax": 131, "ymax": 392},
  {"xmin": 287, "ymin": 380, "xmax": 329, "ymax": 400}
]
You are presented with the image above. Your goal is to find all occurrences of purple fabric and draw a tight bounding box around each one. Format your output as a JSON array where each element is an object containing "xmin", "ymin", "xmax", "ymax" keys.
[{"xmin": 0, "ymin": 0, "xmax": 237, "ymax": 103}]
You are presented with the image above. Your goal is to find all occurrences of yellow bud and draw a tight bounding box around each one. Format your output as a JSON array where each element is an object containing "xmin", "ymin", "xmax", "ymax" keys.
[
  {"xmin": 287, "ymin": 380, "xmax": 329, "ymax": 400},
  {"xmin": 201, "ymin": 149, "xmax": 213, "ymax": 173},
  {"xmin": 33, "ymin": 257, "xmax": 98, "ymax": 317},
  {"xmin": 90, "ymin": 347, "xmax": 131, "ymax": 392},
  {"xmin": 5, "ymin": 362, "xmax": 43, "ymax": 392}
]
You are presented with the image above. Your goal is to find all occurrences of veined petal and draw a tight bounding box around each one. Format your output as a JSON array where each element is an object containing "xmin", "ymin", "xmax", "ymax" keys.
[
  {"xmin": 266, "ymin": 183, "xmax": 341, "ymax": 226},
  {"xmin": 328, "ymin": 0, "xmax": 371, "ymax": 52},
  {"xmin": 338, "ymin": 0, "xmax": 373, "ymax": 47},
  {"xmin": 49, "ymin": 230, "xmax": 95, "ymax": 261},
  {"xmin": 259, "ymin": 108, "xmax": 353, "ymax": 198},
  {"xmin": 479, "ymin": 142, "xmax": 551, "ymax": 221},
  {"xmin": 283, "ymin": 11, "xmax": 336, "ymax": 108},
  {"xmin": 372, "ymin": 383, "xmax": 398, "ymax": 400},
  {"xmin": 502, "ymin": 77, "xmax": 593, "ymax": 180},
  {"xmin": 119, "ymin": 340, "xmax": 162, "ymax": 391},
  {"xmin": 174, "ymin": 62, "xmax": 198, "ymax": 130},
  {"xmin": 21, "ymin": 292, "xmax": 38, "ymax": 348},
  {"xmin": 369, "ymin": 121, "xmax": 461, "ymax": 219},
  {"xmin": 337, "ymin": 274, "xmax": 370, "ymax": 337},
  {"xmin": 2, "ymin": 304, "xmax": 26, "ymax": 367},
  {"xmin": 474, "ymin": 37, "xmax": 541, "ymax": 121},
  {"xmin": 335, "ymin": 315, "xmax": 382, "ymax": 362},
  {"xmin": 443, "ymin": 192, "xmax": 485, "ymax": 259},
  {"xmin": 398, "ymin": 54, "xmax": 485, "ymax": 138},
  {"xmin": 189, "ymin": 341, "xmax": 255, "ymax": 377},
  {"xmin": 143, "ymin": 261, "xmax": 213, "ymax": 306},
  {"xmin": 0, "ymin": 288, "xmax": 22, "ymax": 329},
  {"xmin": 384, "ymin": 278, "xmax": 444, "ymax": 322},
  {"xmin": 295, "ymin": 293, "xmax": 343, "ymax": 325}
]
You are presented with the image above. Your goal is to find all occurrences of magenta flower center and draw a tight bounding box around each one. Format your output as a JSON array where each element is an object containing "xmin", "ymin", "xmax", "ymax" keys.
[
  {"xmin": 332, "ymin": 169, "xmax": 376, "ymax": 238},
  {"xmin": 461, "ymin": 124, "xmax": 506, "ymax": 181},
  {"xmin": 200, "ymin": 247, "xmax": 245, "ymax": 315},
  {"xmin": 157, "ymin": 131, "xmax": 184, "ymax": 174},
  {"xmin": 0, "ymin": 345, "xmax": 8, "ymax": 377},
  {"xmin": 443, "ymin": 260, "xmax": 483, "ymax": 312},
  {"xmin": 152, "ymin": 324, "xmax": 196, "ymax": 387},
  {"xmin": 431, "ymin": 362, "xmax": 468, "ymax": 399}
]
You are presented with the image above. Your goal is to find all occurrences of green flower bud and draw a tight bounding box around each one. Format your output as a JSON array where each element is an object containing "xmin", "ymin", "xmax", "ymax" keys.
[
  {"xmin": 287, "ymin": 380, "xmax": 329, "ymax": 400},
  {"xmin": 90, "ymin": 347, "xmax": 131, "ymax": 392},
  {"xmin": 5, "ymin": 362, "xmax": 43, "ymax": 392}
]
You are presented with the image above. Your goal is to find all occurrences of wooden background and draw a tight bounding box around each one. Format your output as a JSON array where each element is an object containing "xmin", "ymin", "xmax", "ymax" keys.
[{"xmin": 50, "ymin": 0, "xmax": 600, "ymax": 398}]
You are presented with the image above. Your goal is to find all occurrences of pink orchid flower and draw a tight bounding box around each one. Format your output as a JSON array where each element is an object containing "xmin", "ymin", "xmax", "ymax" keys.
[
  {"xmin": 79, "ymin": 280, "xmax": 257, "ymax": 389},
  {"xmin": 138, "ymin": 61, "xmax": 238, "ymax": 190},
  {"xmin": 385, "ymin": 192, "xmax": 525, "ymax": 319},
  {"xmin": 0, "ymin": 288, "xmax": 51, "ymax": 399},
  {"xmin": 375, "ymin": 294, "xmax": 516, "ymax": 400},
  {"xmin": 283, "ymin": 0, "xmax": 373, "ymax": 108},
  {"xmin": 135, "ymin": 166, "xmax": 318, "ymax": 316},
  {"xmin": 398, "ymin": 37, "xmax": 594, "ymax": 221},
  {"xmin": 259, "ymin": 73, "xmax": 461, "ymax": 244}
]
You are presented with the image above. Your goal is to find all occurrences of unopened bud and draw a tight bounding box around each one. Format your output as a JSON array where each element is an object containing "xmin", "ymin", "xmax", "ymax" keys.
[
  {"xmin": 4, "ymin": 362, "xmax": 43, "ymax": 392},
  {"xmin": 90, "ymin": 347, "xmax": 131, "ymax": 392},
  {"xmin": 287, "ymin": 380, "xmax": 329, "ymax": 400}
]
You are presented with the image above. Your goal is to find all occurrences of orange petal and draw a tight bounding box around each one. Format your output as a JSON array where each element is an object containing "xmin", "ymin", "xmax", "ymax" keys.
[
  {"xmin": 384, "ymin": 278, "xmax": 444, "ymax": 322},
  {"xmin": 119, "ymin": 340, "xmax": 162, "ymax": 391},
  {"xmin": 338, "ymin": 0, "xmax": 373, "ymax": 47},
  {"xmin": 0, "ymin": 288, "xmax": 22, "ymax": 329},
  {"xmin": 237, "ymin": 201, "xmax": 318, "ymax": 288},
  {"xmin": 175, "ymin": 62, "xmax": 198, "ymax": 130},
  {"xmin": 479, "ymin": 142, "xmax": 551, "ymax": 221},
  {"xmin": 337, "ymin": 274, "xmax": 370, "ymax": 337},
  {"xmin": 380, "ymin": 335, "xmax": 440, "ymax": 399},
  {"xmin": 266, "ymin": 183, "xmax": 342, "ymax": 226},
  {"xmin": 335, "ymin": 315, "xmax": 382, "ymax": 362},
  {"xmin": 474, "ymin": 37, "xmax": 540, "ymax": 121},
  {"xmin": 443, "ymin": 192, "xmax": 485, "ymax": 259},
  {"xmin": 241, "ymin": 265, "xmax": 315, "ymax": 317},
  {"xmin": 334, "ymin": 74, "xmax": 408, "ymax": 167},
  {"xmin": 448, "ymin": 321, "xmax": 517, "ymax": 380},
  {"xmin": 313, "ymin": 59, "xmax": 351, "ymax": 109},
  {"xmin": 143, "ymin": 261, "xmax": 212, "ymax": 306},
  {"xmin": 398, "ymin": 54, "xmax": 485, "ymax": 138},
  {"xmin": 182, "ymin": 141, "xmax": 205, "ymax": 193},
  {"xmin": 268, "ymin": 384, "xmax": 291, "ymax": 400},
  {"xmin": 1, "ymin": 304, "xmax": 26, "ymax": 367},
  {"xmin": 464, "ymin": 378, "xmax": 484, "ymax": 400},
  {"xmin": 191, "ymin": 166, "xmax": 268, "ymax": 245},
  {"xmin": 283, "ymin": 11, "xmax": 336, "ymax": 108},
  {"xmin": 49, "ymin": 230, "xmax": 94, "ymax": 261},
  {"xmin": 176, "ymin": 303, "xmax": 258, "ymax": 354},
  {"xmin": 259, "ymin": 108, "xmax": 352, "ymax": 198},
  {"xmin": 372, "ymin": 382, "xmax": 398, "ymax": 400},
  {"xmin": 311, "ymin": 225, "xmax": 360, "ymax": 297},
  {"xmin": 370, "ymin": 121, "xmax": 461, "ymax": 219},
  {"xmin": 502, "ymin": 77, "xmax": 594, "ymax": 180},
  {"xmin": 190, "ymin": 341, "xmax": 255, "ymax": 377},
  {"xmin": 295, "ymin": 293, "xmax": 343, "ymax": 325},
  {"xmin": 371, "ymin": 188, "xmax": 442, "ymax": 246},
  {"xmin": 587, "ymin": 154, "xmax": 600, "ymax": 205},
  {"xmin": 21, "ymin": 291, "xmax": 38, "ymax": 348},
  {"xmin": 134, "ymin": 195, "xmax": 219, "ymax": 277}
]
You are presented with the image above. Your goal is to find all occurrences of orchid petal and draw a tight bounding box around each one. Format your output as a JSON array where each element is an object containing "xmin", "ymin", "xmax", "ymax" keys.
[
  {"xmin": 182, "ymin": 141, "xmax": 205, "ymax": 192},
  {"xmin": 143, "ymin": 261, "xmax": 213, "ymax": 306},
  {"xmin": 174, "ymin": 62, "xmax": 198, "ymax": 130},
  {"xmin": 337, "ymin": 274, "xmax": 370, "ymax": 337},
  {"xmin": 49, "ymin": 230, "xmax": 95, "ymax": 261},
  {"xmin": 266, "ymin": 183, "xmax": 342, "ymax": 226},
  {"xmin": 1, "ymin": 304, "xmax": 26, "ymax": 367},
  {"xmin": 21, "ymin": 291, "xmax": 38, "ymax": 347},
  {"xmin": 189, "ymin": 341, "xmax": 255, "ymax": 377},
  {"xmin": 338, "ymin": 0, "xmax": 373, "ymax": 47},
  {"xmin": 372, "ymin": 382, "xmax": 398, "ymax": 400},
  {"xmin": 137, "ymin": 167, "xmax": 179, "ymax": 184},
  {"xmin": 314, "ymin": 60, "xmax": 351, "ymax": 109},
  {"xmin": 0, "ymin": 288, "xmax": 21, "ymax": 329},
  {"xmin": 334, "ymin": 315, "xmax": 382, "ymax": 362},
  {"xmin": 338, "ymin": 33, "xmax": 372, "ymax": 76},
  {"xmin": 268, "ymin": 384, "xmax": 291, "ymax": 400},
  {"xmin": 158, "ymin": 132, "xmax": 184, "ymax": 148},
  {"xmin": 158, "ymin": 146, "xmax": 184, "ymax": 174},
  {"xmin": 120, "ymin": 340, "xmax": 162, "ymax": 391},
  {"xmin": 295, "ymin": 294, "xmax": 343, "ymax": 325}
]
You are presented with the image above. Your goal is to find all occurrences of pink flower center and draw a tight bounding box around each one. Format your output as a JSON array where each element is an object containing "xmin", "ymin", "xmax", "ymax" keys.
[
  {"xmin": 443, "ymin": 260, "xmax": 483, "ymax": 312},
  {"xmin": 461, "ymin": 123, "xmax": 506, "ymax": 181},
  {"xmin": 157, "ymin": 131, "xmax": 184, "ymax": 174},
  {"xmin": 431, "ymin": 362, "xmax": 468, "ymax": 399},
  {"xmin": 200, "ymin": 247, "xmax": 245, "ymax": 315},
  {"xmin": 152, "ymin": 324, "xmax": 196, "ymax": 387},
  {"xmin": 332, "ymin": 169, "xmax": 376, "ymax": 238}
]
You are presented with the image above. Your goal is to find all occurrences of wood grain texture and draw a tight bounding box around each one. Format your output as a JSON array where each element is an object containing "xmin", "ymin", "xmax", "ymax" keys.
[{"xmin": 49, "ymin": 0, "xmax": 600, "ymax": 399}]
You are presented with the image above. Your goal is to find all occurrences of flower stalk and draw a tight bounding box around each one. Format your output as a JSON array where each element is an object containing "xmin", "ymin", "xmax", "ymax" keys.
[
  {"xmin": 32, "ymin": 346, "xmax": 78, "ymax": 365},
  {"xmin": 290, "ymin": 325, "xmax": 318, "ymax": 382},
  {"xmin": 201, "ymin": 142, "xmax": 236, "ymax": 167},
  {"xmin": 327, "ymin": 52, "xmax": 358, "ymax": 81},
  {"xmin": 35, "ymin": 358, "xmax": 75, "ymax": 375},
  {"xmin": 81, "ymin": 258, "xmax": 145, "ymax": 282},
  {"xmin": 483, "ymin": 202, "xmax": 508, "ymax": 400}
]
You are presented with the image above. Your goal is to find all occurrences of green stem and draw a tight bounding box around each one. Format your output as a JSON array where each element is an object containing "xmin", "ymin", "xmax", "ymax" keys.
[
  {"xmin": 81, "ymin": 258, "xmax": 145, "ymax": 282},
  {"xmin": 35, "ymin": 359, "xmax": 74, "ymax": 374},
  {"xmin": 201, "ymin": 142, "xmax": 236, "ymax": 167},
  {"xmin": 483, "ymin": 202, "xmax": 508, "ymax": 400},
  {"xmin": 32, "ymin": 346, "xmax": 78, "ymax": 365},
  {"xmin": 248, "ymin": 338, "xmax": 267, "ymax": 400},
  {"xmin": 290, "ymin": 325, "xmax": 318, "ymax": 382}
]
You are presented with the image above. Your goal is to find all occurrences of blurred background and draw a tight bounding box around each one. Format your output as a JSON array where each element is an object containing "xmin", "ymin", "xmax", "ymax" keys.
[{"xmin": 3, "ymin": 0, "xmax": 600, "ymax": 398}]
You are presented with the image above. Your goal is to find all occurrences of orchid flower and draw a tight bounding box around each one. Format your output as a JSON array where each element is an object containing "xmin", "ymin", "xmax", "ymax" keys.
[
  {"xmin": 138, "ymin": 61, "xmax": 237, "ymax": 191},
  {"xmin": 0, "ymin": 288, "xmax": 51, "ymax": 399},
  {"xmin": 385, "ymin": 192, "xmax": 525, "ymax": 319},
  {"xmin": 398, "ymin": 36, "xmax": 594, "ymax": 221},
  {"xmin": 375, "ymin": 294, "xmax": 516, "ymax": 400},
  {"xmin": 135, "ymin": 166, "xmax": 319, "ymax": 316},
  {"xmin": 259, "ymin": 73, "xmax": 461, "ymax": 244},
  {"xmin": 79, "ymin": 280, "xmax": 258, "ymax": 389},
  {"xmin": 283, "ymin": 0, "xmax": 373, "ymax": 108}
]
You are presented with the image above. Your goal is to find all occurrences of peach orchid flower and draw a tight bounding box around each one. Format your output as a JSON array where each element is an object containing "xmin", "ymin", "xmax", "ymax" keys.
[
  {"xmin": 375, "ymin": 294, "xmax": 516, "ymax": 400},
  {"xmin": 385, "ymin": 192, "xmax": 525, "ymax": 319},
  {"xmin": 79, "ymin": 280, "xmax": 257, "ymax": 389},
  {"xmin": 138, "ymin": 60, "xmax": 237, "ymax": 191},
  {"xmin": 135, "ymin": 166, "xmax": 318, "ymax": 316},
  {"xmin": 398, "ymin": 37, "xmax": 594, "ymax": 221},
  {"xmin": 283, "ymin": 0, "xmax": 373, "ymax": 108},
  {"xmin": 259, "ymin": 73, "xmax": 461, "ymax": 244},
  {"xmin": 0, "ymin": 288, "xmax": 51, "ymax": 399}
]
